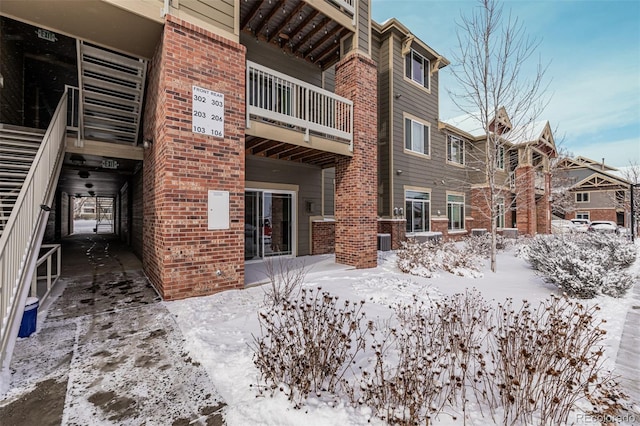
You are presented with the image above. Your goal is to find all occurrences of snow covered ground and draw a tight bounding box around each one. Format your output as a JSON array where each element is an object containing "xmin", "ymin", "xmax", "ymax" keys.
[{"xmin": 166, "ymin": 245, "xmax": 640, "ymax": 425}]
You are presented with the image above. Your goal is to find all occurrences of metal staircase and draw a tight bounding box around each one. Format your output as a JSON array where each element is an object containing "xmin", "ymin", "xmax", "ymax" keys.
[
  {"xmin": 78, "ymin": 41, "xmax": 147, "ymax": 145},
  {"xmin": 0, "ymin": 91, "xmax": 67, "ymax": 378},
  {"xmin": 0, "ymin": 126, "xmax": 46, "ymax": 234}
]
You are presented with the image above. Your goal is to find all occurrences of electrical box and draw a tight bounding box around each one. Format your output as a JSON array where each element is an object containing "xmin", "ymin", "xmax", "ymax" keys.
[{"xmin": 208, "ymin": 190, "xmax": 229, "ymax": 230}]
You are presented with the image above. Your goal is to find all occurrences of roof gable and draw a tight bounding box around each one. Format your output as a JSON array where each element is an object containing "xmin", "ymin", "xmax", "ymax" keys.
[{"xmin": 573, "ymin": 171, "xmax": 629, "ymax": 189}]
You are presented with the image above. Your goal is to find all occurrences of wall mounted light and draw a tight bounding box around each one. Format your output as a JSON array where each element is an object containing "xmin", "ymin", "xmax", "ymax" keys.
[
  {"xmin": 396, "ymin": 169, "xmax": 403, "ymax": 175},
  {"xmin": 143, "ymin": 138, "xmax": 153, "ymax": 149},
  {"xmin": 78, "ymin": 170, "xmax": 90, "ymax": 179},
  {"xmin": 85, "ymin": 183, "xmax": 93, "ymax": 189}
]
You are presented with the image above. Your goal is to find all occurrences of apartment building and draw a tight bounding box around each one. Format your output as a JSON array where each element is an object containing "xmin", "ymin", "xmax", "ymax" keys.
[
  {"xmin": 556, "ymin": 156, "xmax": 630, "ymax": 226},
  {"xmin": 373, "ymin": 21, "xmax": 557, "ymax": 240}
]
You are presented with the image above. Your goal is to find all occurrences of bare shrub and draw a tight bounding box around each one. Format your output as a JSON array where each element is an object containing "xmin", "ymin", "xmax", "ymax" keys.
[
  {"xmin": 252, "ymin": 287, "xmax": 369, "ymax": 408},
  {"xmin": 352, "ymin": 289, "xmax": 494, "ymax": 424},
  {"xmin": 262, "ymin": 257, "xmax": 307, "ymax": 306},
  {"xmin": 490, "ymin": 295, "xmax": 626, "ymax": 425}
]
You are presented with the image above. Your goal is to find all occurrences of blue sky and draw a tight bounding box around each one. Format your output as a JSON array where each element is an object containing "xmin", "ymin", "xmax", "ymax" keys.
[{"xmin": 371, "ymin": 0, "xmax": 640, "ymax": 168}]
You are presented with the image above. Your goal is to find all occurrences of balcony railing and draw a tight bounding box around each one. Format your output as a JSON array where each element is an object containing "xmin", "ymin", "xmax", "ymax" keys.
[
  {"xmin": 328, "ymin": 0, "xmax": 355, "ymax": 15},
  {"xmin": 246, "ymin": 61, "xmax": 353, "ymax": 148}
]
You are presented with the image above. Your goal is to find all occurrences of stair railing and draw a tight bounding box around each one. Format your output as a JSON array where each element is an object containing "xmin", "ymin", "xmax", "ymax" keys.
[{"xmin": 0, "ymin": 89, "xmax": 68, "ymax": 375}]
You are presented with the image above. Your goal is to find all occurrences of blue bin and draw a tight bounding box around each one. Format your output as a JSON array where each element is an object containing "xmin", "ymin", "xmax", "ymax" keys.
[{"xmin": 18, "ymin": 297, "xmax": 39, "ymax": 338}]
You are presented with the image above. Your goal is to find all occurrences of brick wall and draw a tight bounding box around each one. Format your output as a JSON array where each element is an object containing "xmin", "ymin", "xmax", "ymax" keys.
[
  {"xmin": 334, "ymin": 52, "xmax": 378, "ymax": 269},
  {"xmin": 471, "ymin": 188, "xmax": 491, "ymax": 231},
  {"xmin": 131, "ymin": 168, "xmax": 143, "ymax": 260},
  {"xmin": 567, "ymin": 209, "xmax": 618, "ymax": 222},
  {"xmin": 311, "ymin": 220, "xmax": 335, "ymax": 255},
  {"xmin": 377, "ymin": 219, "xmax": 406, "ymax": 249},
  {"xmin": 536, "ymin": 172, "xmax": 551, "ymax": 234},
  {"xmin": 515, "ymin": 165, "xmax": 536, "ymax": 235},
  {"xmin": 142, "ymin": 16, "xmax": 246, "ymax": 300},
  {"xmin": 120, "ymin": 183, "xmax": 130, "ymax": 245}
]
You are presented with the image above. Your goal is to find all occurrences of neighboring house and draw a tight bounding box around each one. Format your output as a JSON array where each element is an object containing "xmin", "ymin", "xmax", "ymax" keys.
[{"xmin": 556, "ymin": 157, "xmax": 630, "ymax": 226}]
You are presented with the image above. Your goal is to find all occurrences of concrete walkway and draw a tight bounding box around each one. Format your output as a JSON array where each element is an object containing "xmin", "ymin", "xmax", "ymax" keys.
[
  {"xmin": 0, "ymin": 234, "xmax": 225, "ymax": 425},
  {"xmin": 616, "ymin": 277, "xmax": 640, "ymax": 415}
]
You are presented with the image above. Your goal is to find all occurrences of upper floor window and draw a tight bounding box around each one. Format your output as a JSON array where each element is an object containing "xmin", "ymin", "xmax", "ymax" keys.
[
  {"xmin": 447, "ymin": 194, "xmax": 465, "ymax": 231},
  {"xmin": 405, "ymin": 117, "xmax": 430, "ymax": 156},
  {"xmin": 405, "ymin": 49, "xmax": 430, "ymax": 90},
  {"xmin": 496, "ymin": 145, "xmax": 505, "ymax": 170},
  {"xmin": 576, "ymin": 192, "xmax": 589, "ymax": 203},
  {"xmin": 447, "ymin": 135, "xmax": 465, "ymax": 165}
]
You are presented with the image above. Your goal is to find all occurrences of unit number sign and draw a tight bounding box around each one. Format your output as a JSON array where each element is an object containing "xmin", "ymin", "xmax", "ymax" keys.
[{"xmin": 192, "ymin": 85, "xmax": 224, "ymax": 138}]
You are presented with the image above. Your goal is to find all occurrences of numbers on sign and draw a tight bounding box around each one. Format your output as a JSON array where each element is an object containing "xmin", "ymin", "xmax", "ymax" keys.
[
  {"xmin": 212, "ymin": 129, "xmax": 223, "ymax": 137},
  {"xmin": 211, "ymin": 99, "xmax": 223, "ymax": 107},
  {"xmin": 211, "ymin": 114, "xmax": 223, "ymax": 122},
  {"xmin": 193, "ymin": 126, "xmax": 206, "ymax": 133},
  {"xmin": 193, "ymin": 110, "xmax": 206, "ymax": 118},
  {"xmin": 194, "ymin": 95, "xmax": 207, "ymax": 102}
]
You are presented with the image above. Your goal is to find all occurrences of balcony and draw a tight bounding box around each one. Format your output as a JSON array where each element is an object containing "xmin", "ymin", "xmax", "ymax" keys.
[{"xmin": 246, "ymin": 61, "xmax": 353, "ymax": 164}]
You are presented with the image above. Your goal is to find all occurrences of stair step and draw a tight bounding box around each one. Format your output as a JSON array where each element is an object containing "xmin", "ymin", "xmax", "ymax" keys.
[
  {"xmin": 0, "ymin": 146, "xmax": 39, "ymax": 156},
  {"xmin": 84, "ymin": 115, "xmax": 137, "ymax": 131},
  {"xmin": 0, "ymin": 164, "xmax": 31, "ymax": 172},
  {"xmin": 0, "ymin": 170, "xmax": 28, "ymax": 178},
  {"xmin": 84, "ymin": 125, "xmax": 137, "ymax": 138},
  {"xmin": 0, "ymin": 137, "xmax": 43, "ymax": 148},
  {"xmin": 0, "ymin": 154, "xmax": 36, "ymax": 163}
]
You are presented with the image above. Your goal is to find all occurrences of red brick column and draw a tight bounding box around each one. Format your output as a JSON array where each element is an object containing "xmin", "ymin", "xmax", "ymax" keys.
[
  {"xmin": 536, "ymin": 172, "xmax": 551, "ymax": 234},
  {"xmin": 515, "ymin": 165, "xmax": 536, "ymax": 235},
  {"xmin": 143, "ymin": 16, "xmax": 246, "ymax": 300},
  {"xmin": 334, "ymin": 52, "xmax": 378, "ymax": 268},
  {"xmin": 471, "ymin": 187, "xmax": 491, "ymax": 231}
]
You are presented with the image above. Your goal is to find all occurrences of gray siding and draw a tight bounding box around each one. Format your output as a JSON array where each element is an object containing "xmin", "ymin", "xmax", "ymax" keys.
[
  {"xmin": 388, "ymin": 35, "xmax": 470, "ymax": 221},
  {"xmin": 323, "ymin": 168, "xmax": 335, "ymax": 216},
  {"xmin": 246, "ymin": 156, "xmax": 323, "ymax": 256},
  {"xmin": 323, "ymin": 66, "xmax": 336, "ymax": 92},
  {"xmin": 180, "ymin": 0, "xmax": 235, "ymax": 35},
  {"xmin": 375, "ymin": 32, "xmax": 391, "ymax": 216},
  {"xmin": 242, "ymin": 33, "xmax": 323, "ymax": 87},
  {"xmin": 357, "ymin": 0, "xmax": 370, "ymax": 54}
]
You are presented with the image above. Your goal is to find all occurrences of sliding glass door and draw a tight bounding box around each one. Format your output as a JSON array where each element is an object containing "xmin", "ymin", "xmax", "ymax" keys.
[{"xmin": 245, "ymin": 190, "xmax": 294, "ymax": 261}]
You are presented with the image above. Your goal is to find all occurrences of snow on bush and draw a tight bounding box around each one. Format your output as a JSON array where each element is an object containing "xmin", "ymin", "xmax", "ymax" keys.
[
  {"xmin": 252, "ymin": 289, "xmax": 628, "ymax": 424},
  {"xmin": 463, "ymin": 233, "xmax": 510, "ymax": 258},
  {"xmin": 396, "ymin": 238, "xmax": 483, "ymax": 278},
  {"xmin": 524, "ymin": 234, "xmax": 637, "ymax": 298}
]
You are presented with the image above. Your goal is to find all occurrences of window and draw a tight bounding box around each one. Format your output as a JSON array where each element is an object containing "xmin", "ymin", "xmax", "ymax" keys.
[
  {"xmin": 405, "ymin": 49, "xmax": 430, "ymax": 89},
  {"xmin": 405, "ymin": 118, "xmax": 430, "ymax": 155},
  {"xmin": 447, "ymin": 135, "xmax": 465, "ymax": 165},
  {"xmin": 576, "ymin": 211, "xmax": 590, "ymax": 220},
  {"xmin": 496, "ymin": 145, "xmax": 505, "ymax": 170},
  {"xmin": 447, "ymin": 194, "xmax": 465, "ymax": 230},
  {"xmin": 576, "ymin": 192, "xmax": 590, "ymax": 203},
  {"xmin": 496, "ymin": 198, "xmax": 505, "ymax": 228},
  {"xmin": 405, "ymin": 190, "xmax": 430, "ymax": 232}
]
